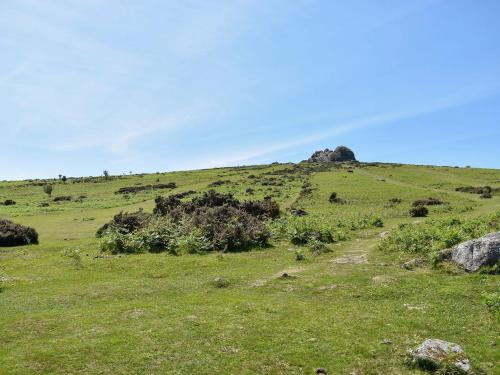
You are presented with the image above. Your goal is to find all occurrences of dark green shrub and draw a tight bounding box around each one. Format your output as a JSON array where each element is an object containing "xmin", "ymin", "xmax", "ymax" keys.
[
  {"xmin": 329, "ymin": 192, "xmax": 346, "ymax": 204},
  {"xmin": 410, "ymin": 206, "xmax": 428, "ymax": 217},
  {"xmin": 208, "ymin": 180, "xmax": 230, "ymax": 187},
  {"xmin": 100, "ymin": 190, "xmax": 276, "ymax": 254},
  {"xmin": 190, "ymin": 206, "xmax": 270, "ymax": 251},
  {"xmin": 53, "ymin": 195, "xmax": 72, "ymax": 202},
  {"xmin": 241, "ymin": 199, "xmax": 280, "ymax": 219},
  {"xmin": 0, "ymin": 219, "xmax": 38, "ymax": 246},
  {"xmin": 3, "ymin": 199, "xmax": 16, "ymax": 206},
  {"xmin": 456, "ymin": 186, "xmax": 491, "ymax": 194},
  {"xmin": 96, "ymin": 210, "xmax": 150, "ymax": 237},
  {"xmin": 43, "ymin": 184, "xmax": 53, "ymax": 196},
  {"xmin": 412, "ymin": 197, "xmax": 444, "ymax": 206},
  {"xmin": 115, "ymin": 182, "xmax": 176, "ymax": 194},
  {"xmin": 153, "ymin": 195, "xmax": 182, "ymax": 216},
  {"xmin": 191, "ymin": 190, "xmax": 239, "ymax": 208}
]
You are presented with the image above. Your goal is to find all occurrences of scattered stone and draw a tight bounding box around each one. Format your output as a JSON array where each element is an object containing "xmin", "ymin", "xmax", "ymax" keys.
[
  {"xmin": 129, "ymin": 308, "xmax": 144, "ymax": 319},
  {"xmin": 380, "ymin": 339, "xmax": 393, "ymax": 345},
  {"xmin": 404, "ymin": 303, "xmax": 426, "ymax": 311},
  {"xmin": 316, "ymin": 368, "xmax": 327, "ymax": 374},
  {"xmin": 221, "ymin": 346, "xmax": 239, "ymax": 353},
  {"xmin": 401, "ymin": 258, "xmax": 424, "ymax": 270},
  {"xmin": 308, "ymin": 146, "xmax": 356, "ymax": 163},
  {"xmin": 437, "ymin": 232, "xmax": 500, "ymax": 272},
  {"xmin": 379, "ymin": 231, "xmax": 389, "ymax": 238},
  {"xmin": 372, "ymin": 275, "xmax": 395, "ymax": 284},
  {"xmin": 407, "ymin": 339, "xmax": 472, "ymax": 373}
]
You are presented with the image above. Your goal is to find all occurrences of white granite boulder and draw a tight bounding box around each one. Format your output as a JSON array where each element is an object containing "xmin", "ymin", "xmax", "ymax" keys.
[
  {"xmin": 408, "ymin": 339, "xmax": 472, "ymax": 373},
  {"xmin": 446, "ymin": 232, "xmax": 500, "ymax": 272}
]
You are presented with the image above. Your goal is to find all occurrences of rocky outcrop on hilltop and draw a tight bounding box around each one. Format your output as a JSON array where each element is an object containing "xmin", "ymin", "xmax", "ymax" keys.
[{"xmin": 308, "ymin": 146, "xmax": 356, "ymax": 163}]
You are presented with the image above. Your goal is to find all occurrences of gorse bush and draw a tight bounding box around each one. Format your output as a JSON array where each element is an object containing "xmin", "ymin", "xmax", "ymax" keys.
[
  {"xmin": 412, "ymin": 197, "xmax": 444, "ymax": 206},
  {"xmin": 0, "ymin": 219, "xmax": 39, "ymax": 246},
  {"xmin": 99, "ymin": 190, "xmax": 278, "ymax": 254},
  {"xmin": 410, "ymin": 206, "xmax": 428, "ymax": 217},
  {"xmin": 379, "ymin": 212, "xmax": 500, "ymax": 255},
  {"xmin": 96, "ymin": 210, "xmax": 151, "ymax": 238}
]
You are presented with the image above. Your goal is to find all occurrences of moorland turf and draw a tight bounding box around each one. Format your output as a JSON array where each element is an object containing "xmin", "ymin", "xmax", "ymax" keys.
[{"xmin": 0, "ymin": 163, "xmax": 499, "ymax": 374}]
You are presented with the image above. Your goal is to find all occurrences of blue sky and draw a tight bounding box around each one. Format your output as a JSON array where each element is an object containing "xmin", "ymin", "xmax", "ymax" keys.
[{"xmin": 1, "ymin": 0, "xmax": 499, "ymax": 180}]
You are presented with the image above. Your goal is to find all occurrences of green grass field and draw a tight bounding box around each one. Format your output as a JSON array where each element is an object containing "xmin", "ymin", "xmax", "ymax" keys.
[{"xmin": 1, "ymin": 162, "xmax": 499, "ymax": 374}]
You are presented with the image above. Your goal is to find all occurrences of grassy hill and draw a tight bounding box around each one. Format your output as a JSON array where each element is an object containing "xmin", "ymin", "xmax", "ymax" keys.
[{"xmin": 1, "ymin": 162, "xmax": 499, "ymax": 374}]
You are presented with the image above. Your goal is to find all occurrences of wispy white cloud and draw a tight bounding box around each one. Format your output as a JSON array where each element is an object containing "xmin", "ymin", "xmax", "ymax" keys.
[
  {"xmin": 198, "ymin": 86, "xmax": 500, "ymax": 167},
  {"xmin": 48, "ymin": 114, "xmax": 192, "ymax": 155},
  {"xmin": 0, "ymin": 62, "xmax": 29, "ymax": 85}
]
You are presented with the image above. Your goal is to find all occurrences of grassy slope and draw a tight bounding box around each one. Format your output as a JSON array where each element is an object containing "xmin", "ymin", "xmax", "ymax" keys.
[{"xmin": 0, "ymin": 163, "xmax": 499, "ymax": 374}]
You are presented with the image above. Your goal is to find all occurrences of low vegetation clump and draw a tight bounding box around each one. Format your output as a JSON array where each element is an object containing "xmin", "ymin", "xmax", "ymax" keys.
[
  {"xmin": 482, "ymin": 292, "xmax": 500, "ymax": 318},
  {"xmin": 53, "ymin": 195, "xmax": 72, "ymax": 202},
  {"xmin": 0, "ymin": 219, "xmax": 39, "ymax": 246},
  {"xmin": 379, "ymin": 212, "xmax": 500, "ymax": 256},
  {"xmin": 329, "ymin": 192, "xmax": 346, "ymax": 204},
  {"xmin": 409, "ymin": 206, "xmax": 428, "ymax": 217},
  {"xmin": 268, "ymin": 214, "xmax": 348, "ymax": 248},
  {"xmin": 96, "ymin": 210, "xmax": 151, "ymax": 238},
  {"xmin": 43, "ymin": 184, "xmax": 53, "ymax": 196},
  {"xmin": 455, "ymin": 186, "xmax": 491, "ymax": 194},
  {"xmin": 2, "ymin": 199, "xmax": 16, "ymax": 205},
  {"xmin": 115, "ymin": 182, "xmax": 176, "ymax": 194},
  {"xmin": 412, "ymin": 197, "xmax": 444, "ymax": 206},
  {"xmin": 208, "ymin": 180, "xmax": 230, "ymax": 187},
  {"xmin": 99, "ymin": 190, "xmax": 278, "ymax": 254}
]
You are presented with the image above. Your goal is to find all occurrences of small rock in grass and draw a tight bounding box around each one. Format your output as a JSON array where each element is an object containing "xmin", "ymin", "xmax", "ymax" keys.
[
  {"xmin": 213, "ymin": 277, "xmax": 230, "ymax": 288},
  {"xmin": 407, "ymin": 339, "xmax": 472, "ymax": 373},
  {"xmin": 403, "ymin": 303, "xmax": 426, "ymax": 311},
  {"xmin": 380, "ymin": 339, "xmax": 393, "ymax": 345},
  {"xmin": 401, "ymin": 258, "xmax": 424, "ymax": 270},
  {"xmin": 372, "ymin": 275, "xmax": 395, "ymax": 284},
  {"xmin": 316, "ymin": 368, "xmax": 327, "ymax": 374},
  {"xmin": 221, "ymin": 346, "xmax": 239, "ymax": 353},
  {"xmin": 379, "ymin": 231, "xmax": 389, "ymax": 238}
]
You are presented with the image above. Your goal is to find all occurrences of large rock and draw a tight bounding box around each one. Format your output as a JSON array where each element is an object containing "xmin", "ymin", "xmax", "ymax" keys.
[
  {"xmin": 308, "ymin": 146, "xmax": 356, "ymax": 163},
  {"xmin": 440, "ymin": 232, "xmax": 500, "ymax": 272},
  {"xmin": 408, "ymin": 339, "xmax": 472, "ymax": 373}
]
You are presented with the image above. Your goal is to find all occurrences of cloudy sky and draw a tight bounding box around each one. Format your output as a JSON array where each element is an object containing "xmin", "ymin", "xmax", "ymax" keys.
[{"xmin": 1, "ymin": 0, "xmax": 499, "ymax": 179}]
